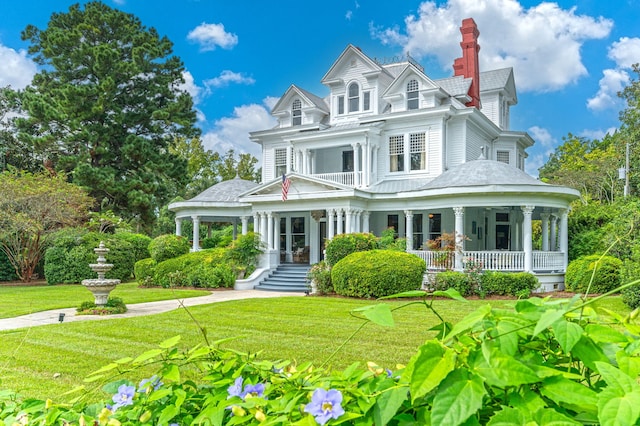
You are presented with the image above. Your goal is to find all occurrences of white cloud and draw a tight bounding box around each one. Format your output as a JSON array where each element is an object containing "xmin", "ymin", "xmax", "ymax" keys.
[
  {"xmin": 586, "ymin": 68, "xmax": 629, "ymax": 111},
  {"xmin": 180, "ymin": 70, "xmax": 202, "ymax": 100},
  {"xmin": 346, "ymin": 10, "xmax": 353, "ymax": 20},
  {"xmin": 204, "ymin": 70, "xmax": 255, "ymax": 89},
  {"xmin": 528, "ymin": 125, "xmax": 555, "ymax": 149},
  {"xmin": 370, "ymin": 0, "xmax": 612, "ymax": 92},
  {"xmin": 608, "ymin": 37, "xmax": 640, "ymax": 69},
  {"xmin": 0, "ymin": 44, "xmax": 37, "ymax": 89},
  {"xmin": 579, "ymin": 127, "xmax": 617, "ymax": 141},
  {"xmin": 526, "ymin": 125, "xmax": 557, "ymax": 177},
  {"xmin": 201, "ymin": 99, "xmax": 277, "ymax": 161},
  {"xmin": 187, "ymin": 22, "xmax": 238, "ymax": 52}
]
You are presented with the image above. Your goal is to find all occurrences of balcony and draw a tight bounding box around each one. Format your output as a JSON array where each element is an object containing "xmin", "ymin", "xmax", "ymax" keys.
[
  {"xmin": 408, "ymin": 250, "xmax": 566, "ymax": 273},
  {"xmin": 310, "ymin": 171, "xmax": 363, "ymax": 187}
]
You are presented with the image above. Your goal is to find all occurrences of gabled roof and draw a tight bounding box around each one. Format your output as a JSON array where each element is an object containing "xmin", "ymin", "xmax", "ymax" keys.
[
  {"xmin": 381, "ymin": 63, "xmax": 446, "ymax": 99},
  {"xmin": 271, "ymin": 84, "xmax": 329, "ymax": 115},
  {"xmin": 480, "ymin": 68, "xmax": 517, "ymax": 103},
  {"xmin": 239, "ymin": 172, "xmax": 354, "ymax": 201},
  {"xmin": 189, "ymin": 176, "xmax": 260, "ymax": 203},
  {"xmin": 435, "ymin": 75, "xmax": 472, "ymax": 98},
  {"xmin": 320, "ymin": 44, "xmax": 390, "ymax": 85}
]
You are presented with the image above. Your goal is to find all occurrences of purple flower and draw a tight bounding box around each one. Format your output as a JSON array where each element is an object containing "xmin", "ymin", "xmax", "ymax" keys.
[
  {"xmin": 227, "ymin": 377, "xmax": 266, "ymax": 400},
  {"xmin": 111, "ymin": 384, "xmax": 135, "ymax": 411},
  {"xmin": 227, "ymin": 377, "xmax": 244, "ymax": 399},
  {"xmin": 139, "ymin": 375, "xmax": 163, "ymax": 392},
  {"xmin": 304, "ymin": 388, "xmax": 345, "ymax": 425}
]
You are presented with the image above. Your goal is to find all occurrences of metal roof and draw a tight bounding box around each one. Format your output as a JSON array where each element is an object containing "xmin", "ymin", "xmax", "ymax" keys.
[{"xmin": 190, "ymin": 176, "xmax": 260, "ymax": 203}]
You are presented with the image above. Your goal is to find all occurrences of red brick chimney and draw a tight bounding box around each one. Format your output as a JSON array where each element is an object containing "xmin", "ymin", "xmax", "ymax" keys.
[{"xmin": 453, "ymin": 18, "xmax": 481, "ymax": 109}]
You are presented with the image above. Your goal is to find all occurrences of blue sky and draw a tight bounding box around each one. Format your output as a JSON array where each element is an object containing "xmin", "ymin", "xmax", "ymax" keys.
[{"xmin": 1, "ymin": 0, "xmax": 639, "ymax": 176}]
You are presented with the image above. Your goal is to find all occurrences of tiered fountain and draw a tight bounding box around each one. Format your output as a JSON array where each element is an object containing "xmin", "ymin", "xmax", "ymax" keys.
[{"xmin": 82, "ymin": 241, "xmax": 120, "ymax": 306}]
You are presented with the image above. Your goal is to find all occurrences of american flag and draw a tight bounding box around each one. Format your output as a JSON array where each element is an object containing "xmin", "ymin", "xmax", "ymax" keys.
[{"xmin": 281, "ymin": 174, "xmax": 291, "ymax": 201}]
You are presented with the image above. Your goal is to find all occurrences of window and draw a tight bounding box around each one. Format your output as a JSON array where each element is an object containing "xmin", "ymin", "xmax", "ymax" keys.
[
  {"xmin": 292, "ymin": 99, "xmax": 302, "ymax": 126},
  {"xmin": 389, "ymin": 135, "xmax": 404, "ymax": 172},
  {"xmin": 342, "ymin": 150, "xmax": 354, "ymax": 172},
  {"xmin": 291, "ymin": 217, "xmax": 306, "ymax": 259},
  {"xmin": 497, "ymin": 150, "xmax": 510, "ymax": 164},
  {"xmin": 387, "ymin": 214, "xmax": 399, "ymax": 237},
  {"xmin": 363, "ymin": 91, "xmax": 371, "ymax": 111},
  {"xmin": 407, "ymin": 79, "xmax": 419, "ymax": 110},
  {"xmin": 410, "ymin": 132, "xmax": 426, "ymax": 171},
  {"xmin": 413, "ymin": 213, "xmax": 423, "ymax": 250},
  {"xmin": 275, "ymin": 148, "xmax": 287, "ymax": 177},
  {"xmin": 348, "ymin": 82, "xmax": 359, "ymax": 112},
  {"xmin": 428, "ymin": 213, "xmax": 441, "ymax": 243},
  {"xmin": 337, "ymin": 96, "xmax": 345, "ymax": 115}
]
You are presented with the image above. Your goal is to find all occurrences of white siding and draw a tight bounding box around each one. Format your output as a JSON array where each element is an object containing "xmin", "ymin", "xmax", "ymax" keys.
[
  {"xmin": 263, "ymin": 147, "xmax": 276, "ymax": 182},
  {"xmin": 465, "ymin": 123, "xmax": 486, "ymax": 161},
  {"xmin": 480, "ymin": 93, "xmax": 499, "ymax": 127},
  {"xmin": 446, "ymin": 119, "xmax": 465, "ymax": 168}
]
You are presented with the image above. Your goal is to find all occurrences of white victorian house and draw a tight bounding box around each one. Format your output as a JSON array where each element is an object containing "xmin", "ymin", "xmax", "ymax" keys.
[{"xmin": 169, "ymin": 18, "xmax": 580, "ymax": 291}]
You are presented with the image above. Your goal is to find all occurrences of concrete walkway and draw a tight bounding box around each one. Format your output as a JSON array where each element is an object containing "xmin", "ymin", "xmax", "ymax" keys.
[{"xmin": 0, "ymin": 290, "xmax": 303, "ymax": 331}]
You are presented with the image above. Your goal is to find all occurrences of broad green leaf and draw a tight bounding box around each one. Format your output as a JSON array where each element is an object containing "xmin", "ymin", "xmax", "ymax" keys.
[
  {"xmin": 551, "ymin": 319, "xmax": 583, "ymax": 353},
  {"xmin": 472, "ymin": 348, "xmax": 539, "ymax": 388},
  {"xmin": 379, "ymin": 290, "xmax": 428, "ymax": 299},
  {"xmin": 495, "ymin": 320, "xmax": 520, "ymax": 356},
  {"xmin": 431, "ymin": 288, "xmax": 468, "ymax": 302},
  {"xmin": 571, "ymin": 336, "xmax": 609, "ymax": 371},
  {"xmin": 597, "ymin": 385, "xmax": 640, "ymax": 426},
  {"xmin": 445, "ymin": 304, "xmax": 491, "ymax": 341},
  {"xmin": 113, "ymin": 356, "xmax": 133, "ymax": 364},
  {"xmin": 87, "ymin": 362, "xmax": 118, "ymax": 377},
  {"xmin": 586, "ymin": 324, "xmax": 628, "ymax": 344},
  {"xmin": 508, "ymin": 387, "xmax": 547, "ymax": 415},
  {"xmin": 487, "ymin": 406, "xmax": 526, "ymax": 426},
  {"xmin": 617, "ymin": 351, "xmax": 640, "ymax": 379},
  {"xmin": 539, "ymin": 376, "xmax": 598, "ymax": 413},
  {"xmin": 159, "ymin": 335, "xmax": 181, "ymax": 349},
  {"xmin": 595, "ymin": 361, "xmax": 640, "ymax": 393},
  {"xmin": 373, "ymin": 388, "xmax": 408, "ymax": 426},
  {"xmin": 163, "ymin": 363, "xmax": 180, "ymax": 382},
  {"xmin": 158, "ymin": 405, "xmax": 179, "ymax": 424},
  {"xmin": 532, "ymin": 407, "xmax": 582, "ymax": 425},
  {"xmin": 132, "ymin": 348, "xmax": 163, "ymax": 364},
  {"xmin": 533, "ymin": 308, "xmax": 566, "ymax": 336},
  {"xmin": 352, "ymin": 303, "xmax": 394, "ymax": 327},
  {"xmin": 406, "ymin": 341, "xmax": 456, "ymax": 402},
  {"xmin": 431, "ymin": 369, "xmax": 486, "ymax": 426},
  {"xmin": 174, "ymin": 388, "xmax": 187, "ymax": 408},
  {"xmin": 148, "ymin": 389, "xmax": 172, "ymax": 401}
]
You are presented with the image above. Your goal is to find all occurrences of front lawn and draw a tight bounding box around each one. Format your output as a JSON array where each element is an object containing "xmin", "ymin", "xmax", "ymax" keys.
[
  {"xmin": 0, "ymin": 282, "xmax": 210, "ymax": 318},
  {"xmin": 0, "ymin": 294, "xmax": 628, "ymax": 401}
]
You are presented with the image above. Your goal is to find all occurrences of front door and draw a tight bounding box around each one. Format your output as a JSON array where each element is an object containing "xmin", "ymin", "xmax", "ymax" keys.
[{"xmin": 291, "ymin": 216, "xmax": 308, "ymax": 264}]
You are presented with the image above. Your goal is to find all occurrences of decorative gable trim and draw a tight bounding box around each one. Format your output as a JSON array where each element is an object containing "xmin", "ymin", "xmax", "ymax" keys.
[{"xmin": 320, "ymin": 44, "xmax": 388, "ymax": 86}]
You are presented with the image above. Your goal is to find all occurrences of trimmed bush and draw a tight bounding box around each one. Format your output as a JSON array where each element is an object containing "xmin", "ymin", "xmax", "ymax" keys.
[
  {"xmin": 480, "ymin": 271, "xmax": 539, "ymax": 297},
  {"xmin": 186, "ymin": 264, "xmax": 235, "ymax": 288},
  {"xmin": 566, "ymin": 254, "xmax": 622, "ymax": 294},
  {"xmin": 324, "ymin": 233, "xmax": 378, "ymax": 267},
  {"xmin": 307, "ymin": 261, "xmax": 333, "ymax": 295},
  {"xmin": 153, "ymin": 248, "xmax": 232, "ymax": 288},
  {"xmin": 114, "ymin": 232, "xmax": 152, "ymax": 263},
  {"xmin": 134, "ymin": 258, "xmax": 157, "ymax": 283},
  {"xmin": 433, "ymin": 271, "xmax": 473, "ymax": 296},
  {"xmin": 148, "ymin": 234, "xmax": 190, "ymax": 263},
  {"xmin": 226, "ymin": 232, "xmax": 263, "ymax": 277},
  {"xmin": 331, "ymin": 250, "xmax": 426, "ymax": 298}
]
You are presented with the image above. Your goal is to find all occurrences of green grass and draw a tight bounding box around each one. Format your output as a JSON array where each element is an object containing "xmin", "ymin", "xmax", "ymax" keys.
[
  {"xmin": 0, "ymin": 294, "xmax": 629, "ymax": 401},
  {"xmin": 0, "ymin": 282, "xmax": 210, "ymax": 318}
]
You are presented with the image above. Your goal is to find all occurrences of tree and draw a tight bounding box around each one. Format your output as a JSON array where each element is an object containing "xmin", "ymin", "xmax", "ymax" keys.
[
  {"xmin": 170, "ymin": 137, "xmax": 222, "ymax": 198},
  {"xmin": 15, "ymin": 2, "xmax": 199, "ymax": 230},
  {"xmin": 218, "ymin": 149, "xmax": 261, "ymax": 183},
  {"xmin": 618, "ymin": 63, "xmax": 640, "ymax": 196},
  {"xmin": 0, "ymin": 86, "xmax": 37, "ymax": 172},
  {"xmin": 0, "ymin": 170, "xmax": 94, "ymax": 282}
]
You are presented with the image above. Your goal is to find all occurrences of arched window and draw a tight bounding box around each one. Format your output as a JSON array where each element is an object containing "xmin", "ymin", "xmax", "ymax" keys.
[
  {"xmin": 348, "ymin": 82, "xmax": 359, "ymax": 112},
  {"xmin": 292, "ymin": 99, "xmax": 302, "ymax": 126},
  {"xmin": 407, "ymin": 79, "xmax": 419, "ymax": 110}
]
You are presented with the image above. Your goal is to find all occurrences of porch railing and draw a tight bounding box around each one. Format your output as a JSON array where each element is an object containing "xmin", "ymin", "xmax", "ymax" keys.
[
  {"xmin": 311, "ymin": 171, "xmax": 362, "ymax": 186},
  {"xmin": 408, "ymin": 250, "xmax": 565, "ymax": 272}
]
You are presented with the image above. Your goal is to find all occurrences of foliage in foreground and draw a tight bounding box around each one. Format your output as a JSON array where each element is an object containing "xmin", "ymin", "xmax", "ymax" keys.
[{"xmin": 3, "ymin": 284, "xmax": 639, "ymax": 425}]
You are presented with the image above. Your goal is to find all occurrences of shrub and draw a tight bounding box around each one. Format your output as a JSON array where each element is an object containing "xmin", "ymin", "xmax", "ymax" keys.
[
  {"xmin": 307, "ymin": 261, "xmax": 333, "ymax": 295},
  {"xmin": 114, "ymin": 232, "xmax": 152, "ymax": 263},
  {"xmin": 0, "ymin": 250, "xmax": 17, "ymax": 281},
  {"xmin": 566, "ymin": 254, "xmax": 622, "ymax": 294},
  {"xmin": 226, "ymin": 232, "xmax": 263, "ymax": 277},
  {"xmin": 187, "ymin": 264, "xmax": 235, "ymax": 288},
  {"xmin": 324, "ymin": 233, "xmax": 378, "ymax": 267},
  {"xmin": 480, "ymin": 271, "xmax": 539, "ymax": 297},
  {"xmin": 433, "ymin": 271, "xmax": 473, "ymax": 296},
  {"xmin": 202, "ymin": 226, "xmax": 234, "ymax": 249},
  {"xmin": 134, "ymin": 258, "xmax": 157, "ymax": 284},
  {"xmin": 620, "ymin": 252, "xmax": 640, "ymax": 309},
  {"xmin": 76, "ymin": 296, "xmax": 127, "ymax": 315},
  {"xmin": 148, "ymin": 234, "xmax": 190, "ymax": 263},
  {"xmin": 153, "ymin": 248, "xmax": 231, "ymax": 288},
  {"xmin": 332, "ymin": 250, "xmax": 426, "ymax": 298}
]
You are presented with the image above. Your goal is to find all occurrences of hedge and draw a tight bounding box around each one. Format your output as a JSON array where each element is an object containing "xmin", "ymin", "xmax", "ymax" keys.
[
  {"xmin": 152, "ymin": 248, "xmax": 233, "ymax": 289},
  {"xmin": 331, "ymin": 250, "xmax": 425, "ymax": 298},
  {"xmin": 433, "ymin": 271, "xmax": 473, "ymax": 296},
  {"xmin": 480, "ymin": 271, "xmax": 539, "ymax": 297},
  {"xmin": 324, "ymin": 233, "xmax": 378, "ymax": 267},
  {"xmin": 148, "ymin": 234, "xmax": 190, "ymax": 263},
  {"xmin": 0, "ymin": 250, "xmax": 17, "ymax": 281},
  {"xmin": 565, "ymin": 254, "xmax": 622, "ymax": 294}
]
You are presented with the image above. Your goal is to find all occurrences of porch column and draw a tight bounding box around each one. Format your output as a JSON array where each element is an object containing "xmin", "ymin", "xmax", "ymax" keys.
[
  {"xmin": 372, "ymin": 146, "xmax": 379, "ymax": 183},
  {"xmin": 405, "ymin": 210, "xmax": 413, "ymax": 251},
  {"xmin": 232, "ymin": 220, "xmax": 237, "ymax": 240},
  {"xmin": 550, "ymin": 215, "xmax": 558, "ymax": 251},
  {"xmin": 191, "ymin": 215, "xmax": 200, "ymax": 252},
  {"xmin": 540, "ymin": 213, "xmax": 550, "ymax": 251},
  {"xmin": 267, "ymin": 212, "xmax": 274, "ymax": 250},
  {"xmin": 273, "ymin": 214, "xmax": 280, "ymax": 253},
  {"xmin": 453, "ymin": 207, "xmax": 464, "ymax": 271},
  {"xmin": 363, "ymin": 136, "xmax": 370, "ymax": 187},
  {"xmin": 521, "ymin": 205, "xmax": 534, "ymax": 273},
  {"xmin": 175, "ymin": 218, "xmax": 182, "ymax": 236},
  {"xmin": 253, "ymin": 213, "xmax": 259, "ymax": 236},
  {"xmin": 285, "ymin": 216, "xmax": 292, "ymax": 261},
  {"xmin": 241, "ymin": 216, "xmax": 249, "ymax": 235},
  {"xmin": 287, "ymin": 146, "xmax": 293, "ymax": 173},
  {"xmin": 362, "ymin": 211, "xmax": 370, "ymax": 233},
  {"xmin": 559, "ymin": 209, "xmax": 569, "ymax": 271},
  {"xmin": 345, "ymin": 209, "xmax": 352, "ymax": 234},
  {"xmin": 327, "ymin": 209, "xmax": 335, "ymax": 239},
  {"xmin": 355, "ymin": 210, "xmax": 362, "ymax": 233},
  {"xmin": 260, "ymin": 212, "xmax": 268, "ymax": 246},
  {"xmin": 352, "ymin": 143, "xmax": 361, "ymax": 187},
  {"xmin": 336, "ymin": 209, "xmax": 344, "ymax": 235}
]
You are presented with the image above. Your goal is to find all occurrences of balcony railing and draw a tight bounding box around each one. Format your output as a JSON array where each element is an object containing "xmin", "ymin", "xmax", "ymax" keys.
[
  {"xmin": 408, "ymin": 250, "xmax": 566, "ymax": 273},
  {"xmin": 311, "ymin": 171, "xmax": 362, "ymax": 186}
]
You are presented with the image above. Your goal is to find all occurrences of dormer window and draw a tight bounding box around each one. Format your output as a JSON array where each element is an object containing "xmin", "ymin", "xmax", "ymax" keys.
[
  {"xmin": 407, "ymin": 79, "xmax": 419, "ymax": 110},
  {"xmin": 348, "ymin": 82, "xmax": 359, "ymax": 112},
  {"xmin": 292, "ymin": 99, "xmax": 302, "ymax": 126}
]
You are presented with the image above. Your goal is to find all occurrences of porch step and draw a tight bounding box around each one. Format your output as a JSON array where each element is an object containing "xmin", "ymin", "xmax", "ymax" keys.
[{"xmin": 254, "ymin": 264, "xmax": 310, "ymax": 293}]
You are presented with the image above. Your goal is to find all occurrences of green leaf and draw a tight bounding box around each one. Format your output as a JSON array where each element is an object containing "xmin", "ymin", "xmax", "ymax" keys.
[
  {"xmin": 586, "ymin": 324, "xmax": 628, "ymax": 344},
  {"xmin": 532, "ymin": 407, "xmax": 582, "ymax": 425},
  {"xmin": 571, "ymin": 336, "xmax": 610, "ymax": 371},
  {"xmin": 495, "ymin": 320, "xmax": 520, "ymax": 356},
  {"xmin": 487, "ymin": 406, "xmax": 526, "ymax": 425},
  {"xmin": 379, "ymin": 290, "xmax": 428, "ymax": 299},
  {"xmin": 405, "ymin": 341, "xmax": 456, "ymax": 402},
  {"xmin": 540, "ymin": 376, "xmax": 598, "ymax": 413},
  {"xmin": 87, "ymin": 362, "xmax": 118, "ymax": 377},
  {"xmin": 163, "ymin": 363, "xmax": 180, "ymax": 382},
  {"xmin": 617, "ymin": 351, "xmax": 640, "ymax": 379},
  {"xmin": 597, "ymin": 386, "xmax": 640, "ymax": 426},
  {"xmin": 373, "ymin": 387, "xmax": 408, "ymax": 425},
  {"xmin": 159, "ymin": 335, "xmax": 181, "ymax": 349},
  {"xmin": 444, "ymin": 304, "xmax": 491, "ymax": 341},
  {"xmin": 595, "ymin": 361, "xmax": 640, "ymax": 393},
  {"xmin": 431, "ymin": 369, "xmax": 486, "ymax": 426},
  {"xmin": 148, "ymin": 389, "xmax": 172, "ymax": 401},
  {"xmin": 431, "ymin": 288, "xmax": 468, "ymax": 302},
  {"xmin": 533, "ymin": 308, "xmax": 566, "ymax": 336},
  {"xmin": 352, "ymin": 303, "xmax": 394, "ymax": 327},
  {"xmin": 132, "ymin": 348, "xmax": 163, "ymax": 364},
  {"xmin": 113, "ymin": 356, "xmax": 133, "ymax": 364},
  {"xmin": 551, "ymin": 319, "xmax": 583, "ymax": 353},
  {"xmin": 158, "ymin": 405, "xmax": 179, "ymax": 424},
  {"xmin": 472, "ymin": 347, "xmax": 539, "ymax": 388}
]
